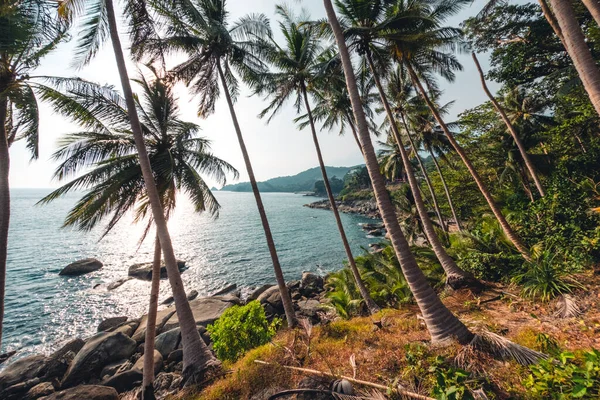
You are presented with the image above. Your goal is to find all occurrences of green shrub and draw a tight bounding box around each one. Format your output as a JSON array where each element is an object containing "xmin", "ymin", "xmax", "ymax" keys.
[
  {"xmin": 525, "ymin": 350, "xmax": 600, "ymax": 399},
  {"xmin": 207, "ymin": 301, "xmax": 279, "ymax": 362}
]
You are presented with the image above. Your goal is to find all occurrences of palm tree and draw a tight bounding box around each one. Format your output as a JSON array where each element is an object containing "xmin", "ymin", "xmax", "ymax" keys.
[
  {"xmin": 253, "ymin": 6, "xmax": 379, "ymax": 314},
  {"xmin": 322, "ymin": 0, "xmax": 473, "ymax": 343},
  {"xmin": 335, "ymin": 0, "xmax": 475, "ymax": 288},
  {"xmin": 40, "ymin": 72, "xmax": 237, "ymax": 394},
  {"xmin": 0, "ymin": 0, "xmax": 72, "ymax": 347},
  {"xmin": 145, "ymin": 0, "xmax": 296, "ymax": 327},
  {"xmin": 582, "ymin": 0, "xmax": 600, "ymax": 27},
  {"xmin": 377, "ymin": 136, "xmax": 405, "ymax": 182},
  {"xmin": 547, "ymin": 0, "xmax": 600, "ymax": 116},
  {"xmin": 472, "ymin": 52, "xmax": 545, "ymax": 197},
  {"xmin": 58, "ymin": 0, "xmax": 219, "ymax": 383}
]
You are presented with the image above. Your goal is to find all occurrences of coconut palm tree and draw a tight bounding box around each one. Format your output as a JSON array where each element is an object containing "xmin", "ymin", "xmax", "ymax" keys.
[
  {"xmin": 334, "ymin": 0, "xmax": 475, "ymax": 288},
  {"xmin": 58, "ymin": 0, "xmax": 219, "ymax": 383},
  {"xmin": 252, "ymin": 6, "xmax": 379, "ymax": 314},
  {"xmin": 377, "ymin": 136, "xmax": 406, "ymax": 182},
  {"xmin": 322, "ymin": 0, "xmax": 473, "ymax": 343},
  {"xmin": 143, "ymin": 0, "xmax": 297, "ymax": 327},
  {"xmin": 0, "ymin": 0, "xmax": 73, "ymax": 347},
  {"xmin": 40, "ymin": 71, "xmax": 237, "ymax": 395},
  {"xmin": 472, "ymin": 52, "xmax": 545, "ymax": 197}
]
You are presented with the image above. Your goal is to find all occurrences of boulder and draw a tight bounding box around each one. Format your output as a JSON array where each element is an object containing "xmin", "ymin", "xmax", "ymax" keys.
[
  {"xmin": 131, "ymin": 308, "xmax": 176, "ymax": 342},
  {"xmin": 42, "ymin": 385, "xmax": 119, "ymax": 400},
  {"xmin": 59, "ymin": 258, "xmax": 103, "ymax": 276},
  {"xmin": 97, "ymin": 317, "xmax": 128, "ymax": 332},
  {"xmin": 247, "ymin": 284, "xmax": 274, "ymax": 301},
  {"xmin": 0, "ymin": 354, "xmax": 48, "ymax": 391},
  {"xmin": 112, "ymin": 321, "xmax": 138, "ymax": 337},
  {"xmin": 61, "ymin": 332, "xmax": 137, "ymax": 388},
  {"xmin": 24, "ymin": 381, "xmax": 54, "ymax": 400},
  {"xmin": 296, "ymin": 299, "xmax": 322, "ymax": 322},
  {"xmin": 161, "ymin": 289, "xmax": 199, "ymax": 306},
  {"xmin": 99, "ymin": 359, "xmax": 129, "ymax": 380},
  {"xmin": 257, "ymin": 286, "xmax": 283, "ymax": 314},
  {"xmin": 153, "ymin": 372, "xmax": 182, "ymax": 396},
  {"xmin": 128, "ymin": 260, "xmax": 186, "ymax": 281},
  {"xmin": 106, "ymin": 277, "xmax": 132, "ymax": 291},
  {"xmin": 300, "ymin": 272, "xmax": 324, "ymax": 297},
  {"xmin": 42, "ymin": 338, "xmax": 86, "ymax": 381},
  {"xmin": 166, "ymin": 350, "xmax": 183, "ymax": 364},
  {"xmin": 154, "ymin": 328, "xmax": 181, "ymax": 358},
  {"xmin": 210, "ymin": 284, "xmax": 237, "ymax": 296},
  {"xmin": 162, "ymin": 297, "xmax": 235, "ymax": 331},
  {"xmin": 133, "ymin": 349, "xmax": 163, "ymax": 377},
  {"xmin": 100, "ymin": 369, "xmax": 142, "ymax": 393},
  {"xmin": 0, "ymin": 350, "xmax": 16, "ymax": 365},
  {"xmin": 2, "ymin": 377, "xmax": 42, "ymax": 400}
]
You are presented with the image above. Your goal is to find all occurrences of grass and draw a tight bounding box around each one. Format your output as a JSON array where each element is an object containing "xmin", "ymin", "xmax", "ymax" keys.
[{"xmin": 174, "ymin": 273, "xmax": 600, "ymax": 400}]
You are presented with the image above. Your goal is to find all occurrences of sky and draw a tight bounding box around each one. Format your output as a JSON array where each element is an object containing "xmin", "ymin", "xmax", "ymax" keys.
[{"xmin": 9, "ymin": 0, "xmax": 499, "ymax": 189}]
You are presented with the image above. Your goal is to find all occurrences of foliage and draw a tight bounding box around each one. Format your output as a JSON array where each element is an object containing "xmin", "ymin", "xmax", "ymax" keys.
[
  {"xmin": 430, "ymin": 357, "xmax": 473, "ymax": 400},
  {"xmin": 207, "ymin": 301, "xmax": 279, "ymax": 363},
  {"xmin": 525, "ymin": 350, "xmax": 600, "ymax": 399},
  {"xmin": 313, "ymin": 176, "xmax": 344, "ymax": 196},
  {"xmin": 512, "ymin": 249, "xmax": 583, "ymax": 302}
]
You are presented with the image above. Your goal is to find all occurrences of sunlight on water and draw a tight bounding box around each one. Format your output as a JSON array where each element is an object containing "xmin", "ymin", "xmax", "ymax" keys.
[{"xmin": 4, "ymin": 189, "xmax": 379, "ymax": 357}]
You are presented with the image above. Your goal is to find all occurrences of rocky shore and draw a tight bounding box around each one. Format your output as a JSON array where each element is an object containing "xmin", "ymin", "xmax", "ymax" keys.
[
  {"xmin": 0, "ymin": 271, "xmax": 330, "ymax": 400},
  {"xmin": 304, "ymin": 198, "xmax": 380, "ymax": 219}
]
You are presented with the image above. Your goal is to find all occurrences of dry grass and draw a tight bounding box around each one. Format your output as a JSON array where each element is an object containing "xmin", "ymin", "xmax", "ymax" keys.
[{"xmin": 179, "ymin": 273, "xmax": 600, "ymax": 400}]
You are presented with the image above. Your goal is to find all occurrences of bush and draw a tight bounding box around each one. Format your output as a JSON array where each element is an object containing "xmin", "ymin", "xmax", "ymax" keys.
[
  {"xmin": 525, "ymin": 349, "xmax": 600, "ymax": 399},
  {"xmin": 207, "ymin": 301, "xmax": 279, "ymax": 362}
]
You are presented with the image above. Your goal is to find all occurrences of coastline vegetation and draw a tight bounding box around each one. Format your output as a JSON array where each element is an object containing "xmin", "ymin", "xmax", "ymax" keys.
[{"xmin": 1, "ymin": 0, "xmax": 600, "ymax": 399}]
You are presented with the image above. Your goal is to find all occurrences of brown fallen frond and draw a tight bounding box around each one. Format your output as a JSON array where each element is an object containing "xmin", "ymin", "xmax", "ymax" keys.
[
  {"xmin": 555, "ymin": 294, "xmax": 582, "ymax": 318},
  {"xmin": 469, "ymin": 330, "xmax": 547, "ymax": 366}
]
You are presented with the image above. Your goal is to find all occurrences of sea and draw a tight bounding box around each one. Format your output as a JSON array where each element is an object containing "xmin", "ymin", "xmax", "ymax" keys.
[{"xmin": 3, "ymin": 189, "xmax": 379, "ymax": 358}]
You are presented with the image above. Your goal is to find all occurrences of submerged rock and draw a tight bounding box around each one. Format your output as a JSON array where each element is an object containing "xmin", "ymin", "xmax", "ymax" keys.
[
  {"xmin": 128, "ymin": 260, "xmax": 186, "ymax": 281},
  {"xmin": 59, "ymin": 258, "xmax": 103, "ymax": 276},
  {"xmin": 106, "ymin": 277, "xmax": 132, "ymax": 291},
  {"xmin": 61, "ymin": 332, "xmax": 136, "ymax": 388},
  {"xmin": 43, "ymin": 385, "xmax": 119, "ymax": 400}
]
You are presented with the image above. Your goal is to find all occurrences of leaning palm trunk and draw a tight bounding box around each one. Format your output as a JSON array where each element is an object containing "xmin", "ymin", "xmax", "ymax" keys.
[
  {"xmin": 582, "ymin": 0, "xmax": 600, "ymax": 28},
  {"xmin": 142, "ymin": 234, "xmax": 162, "ymax": 399},
  {"xmin": 324, "ymin": 0, "xmax": 473, "ymax": 343},
  {"xmin": 301, "ymin": 84, "xmax": 380, "ymax": 314},
  {"xmin": 215, "ymin": 63, "xmax": 296, "ymax": 327},
  {"xmin": 406, "ymin": 63, "xmax": 532, "ymax": 262},
  {"xmin": 366, "ymin": 54, "xmax": 475, "ymax": 289},
  {"xmin": 472, "ymin": 53, "xmax": 545, "ymax": 198},
  {"xmin": 348, "ymin": 119, "xmax": 364, "ymax": 155},
  {"xmin": 547, "ymin": 0, "xmax": 600, "ymax": 117},
  {"xmin": 105, "ymin": 0, "xmax": 219, "ymax": 382},
  {"xmin": 428, "ymin": 148, "xmax": 462, "ymax": 231},
  {"xmin": 399, "ymin": 112, "xmax": 447, "ymax": 232},
  {"xmin": 0, "ymin": 96, "xmax": 9, "ymax": 347},
  {"xmin": 538, "ymin": 0, "xmax": 566, "ymax": 45}
]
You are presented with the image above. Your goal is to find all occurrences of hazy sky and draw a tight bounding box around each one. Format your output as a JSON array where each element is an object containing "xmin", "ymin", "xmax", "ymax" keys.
[{"xmin": 10, "ymin": 0, "xmax": 498, "ymax": 189}]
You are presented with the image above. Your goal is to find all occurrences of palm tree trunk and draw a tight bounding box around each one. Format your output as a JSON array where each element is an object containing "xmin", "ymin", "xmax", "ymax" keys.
[
  {"xmin": 428, "ymin": 148, "xmax": 462, "ymax": 232},
  {"xmin": 539, "ymin": 0, "xmax": 566, "ymax": 45},
  {"xmin": 324, "ymin": 0, "xmax": 473, "ymax": 344},
  {"xmin": 105, "ymin": 0, "xmax": 218, "ymax": 382},
  {"xmin": 0, "ymin": 95, "xmax": 9, "ymax": 348},
  {"xmin": 398, "ymin": 112, "xmax": 447, "ymax": 232},
  {"xmin": 548, "ymin": 0, "xmax": 600, "ymax": 117},
  {"xmin": 301, "ymin": 84, "xmax": 380, "ymax": 314},
  {"xmin": 406, "ymin": 62, "xmax": 532, "ymax": 262},
  {"xmin": 142, "ymin": 234, "xmax": 161, "ymax": 399},
  {"xmin": 347, "ymin": 118, "xmax": 364, "ymax": 155},
  {"xmin": 582, "ymin": 0, "xmax": 600, "ymax": 27},
  {"xmin": 472, "ymin": 53, "xmax": 545, "ymax": 198},
  {"xmin": 215, "ymin": 62, "xmax": 296, "ymax": 327},
  {"xmin": 366, "ymin": 53, "xmax": 474, "ymax": 288}
]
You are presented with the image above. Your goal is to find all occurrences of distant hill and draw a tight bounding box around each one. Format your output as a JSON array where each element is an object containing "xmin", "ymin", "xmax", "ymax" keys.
[{"xmin": 220, "ymin": 166, "xmax": 359, "ymax": 193}]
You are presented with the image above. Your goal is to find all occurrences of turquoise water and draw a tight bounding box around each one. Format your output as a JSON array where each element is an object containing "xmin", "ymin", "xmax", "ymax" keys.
[{"xmin": 3, "ymin": 189, "xmax": 379, "ymax": 356}]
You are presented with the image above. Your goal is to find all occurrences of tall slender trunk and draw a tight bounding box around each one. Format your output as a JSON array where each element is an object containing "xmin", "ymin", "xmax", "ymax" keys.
[
  {"xmin": 347, "ymin": 118, "xmax": 364, "ymax": 155},
  {"xmin": 539, "ymin": 0, "xmax": 566, "ymax": 45},
  {"xmin": 575, "ymin": 132, "xmax": 588, "ymax": 152},
  {"xmin": 429, "ymin": 148, "xmax": 462, "ymax": 232},
  {"xmin": 324, "ymin": 0, "xmax": 473, "ymax": 344},
  {"xmin": 548, "ymin": 0, "xmax": 600, "ymax": 116},
  {"xmin": 518, "ymin": 162, "xmax": 535, "ymax": 203},
  {"xmin": 301, "ymin": 84, "xmax": 379, "ymax": 314},
  {"xmin": 216, "ymin": 62, "xmax": 296, "ymax": 327},
  {"xmin": 472, "ymin": 53, "xmax": 545, "ymax": 198},
  {"xmin": 582, "ymin": 0, "xmax": 600, "ymax": 27},
  {"xmin": 142, "ymin": 234, "xmax": 161, "ymax": 399},
  {"xmin": 366, "ymin": 53, "xmax": 474, "ymax": 288},
  {"xmin": 406, "ymin": 63, "xmax": 532, "ymax": 262},
  {"xmin": 398, "ymin": 112, "xmax": 447, "ymax": 232},
  {"xmin": 0, "ymin": 94, "xmax": 9, "ymax": 348},
  {"xmin": 105, "ymin": 0, "xmax": 218, "ymax": 382}
]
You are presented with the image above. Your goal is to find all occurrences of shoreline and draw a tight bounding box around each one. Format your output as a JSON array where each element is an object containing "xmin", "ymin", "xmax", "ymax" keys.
[{"xmin": 304, "ymin": 197, "xmax": 380, "ymax": 219}]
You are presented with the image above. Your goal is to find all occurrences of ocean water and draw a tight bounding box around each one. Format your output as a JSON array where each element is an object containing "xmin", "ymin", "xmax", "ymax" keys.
[{"xmin": 3, "ymin": 189, "xmax": 379, "ymax": 357}]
